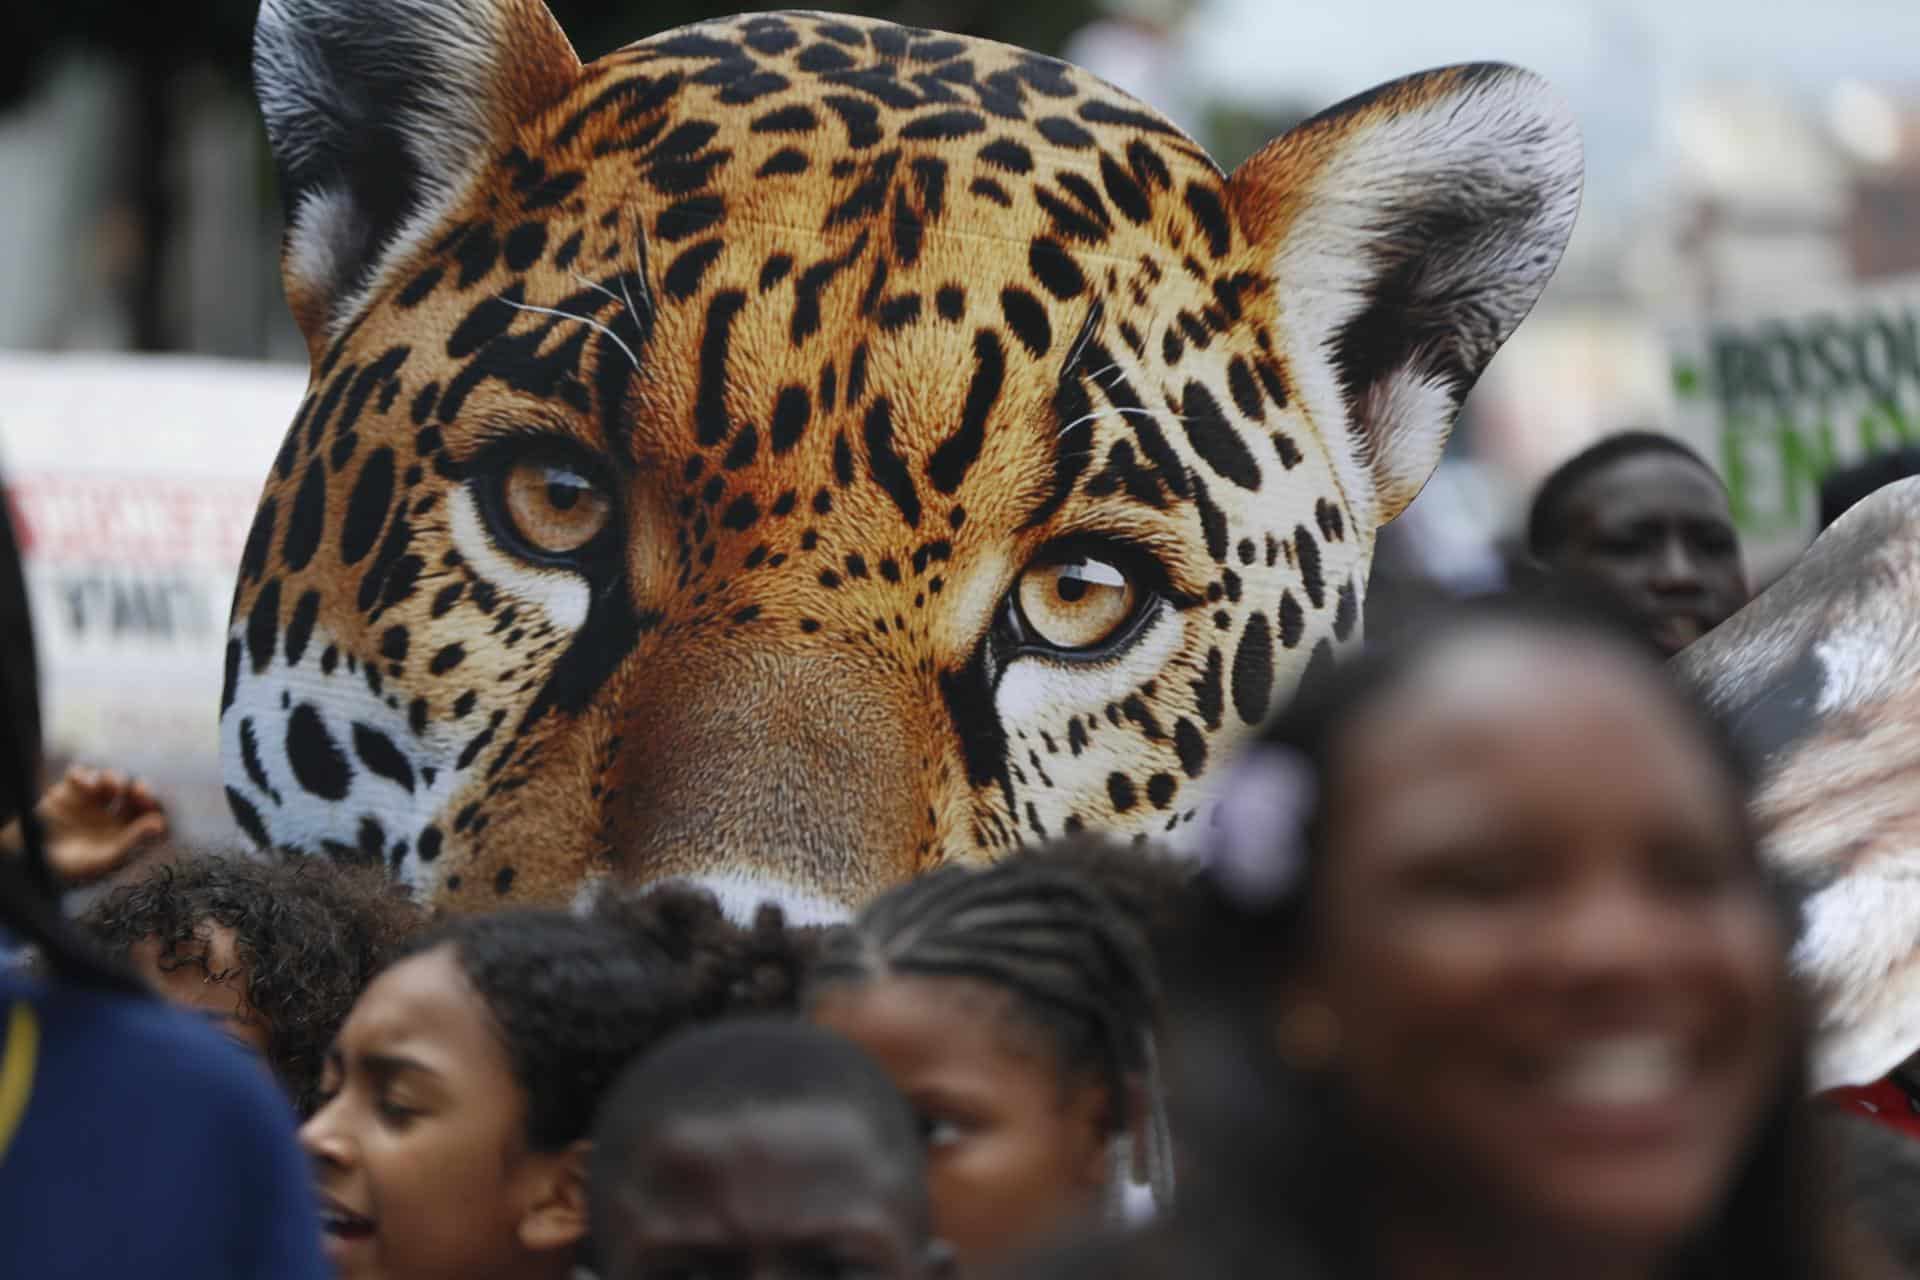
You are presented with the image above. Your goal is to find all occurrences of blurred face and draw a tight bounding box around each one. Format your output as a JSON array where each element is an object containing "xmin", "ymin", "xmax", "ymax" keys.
[
  {"xmin": 1303, "ymin": 629, "xmax": 1791, "ymax": 1256},
  {"xmin": 811, "ymin": 976, "xmax": 1109, "ymax": 1270},
  {"xmin": 601, "ymin": 1102, "xmax": 938, "ymax": 1280},
  {"xmin": 301, "ymin": 945, "xmax": 578, "ymax": 1280},
  {"xmin": 129, "ymin": 923, "xmax": 271, "ymax": 1056},
  {"xmin": 1552, "ymin": 454, "xmax": 1749, "ymax": 655}
]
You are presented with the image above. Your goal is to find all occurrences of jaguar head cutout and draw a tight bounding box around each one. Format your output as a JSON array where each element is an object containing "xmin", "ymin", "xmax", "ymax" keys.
[
  {"xmin": 1677, "ymin": 478, "xmax": 1920, "ymax": 1092},
  {"xmin": 226, "ymin": 0, "xmax": 1582, "ymax": 915}
]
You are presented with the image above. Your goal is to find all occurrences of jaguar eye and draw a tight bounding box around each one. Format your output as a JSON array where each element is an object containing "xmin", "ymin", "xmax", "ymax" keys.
[
  {"xmin": 1014, "ymin": 554, "xmax": 1142, "ymax": 652},
  {"xmin": 498, "ymin": 458, "xmax": 612, "ymax": 558}
]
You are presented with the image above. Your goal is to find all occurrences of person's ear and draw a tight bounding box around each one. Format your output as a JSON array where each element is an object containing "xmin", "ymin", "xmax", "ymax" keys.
[
  {"xmin": 517, "ymin": 1138, "xmax": 591, "ymax": 1254},
  {"xmin": 1273, "ymin": 982, "xmax": 1343, "ymax": 1073},
  {"xmin": 1068, "ymin": 1079, "xmax": 1116, "ymax": 1193}
]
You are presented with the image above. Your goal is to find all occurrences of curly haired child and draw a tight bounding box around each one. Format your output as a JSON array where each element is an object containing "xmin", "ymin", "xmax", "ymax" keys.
[{"xmin": 80, "ymin": 851, "xmax": 425, "ymax": 1114}]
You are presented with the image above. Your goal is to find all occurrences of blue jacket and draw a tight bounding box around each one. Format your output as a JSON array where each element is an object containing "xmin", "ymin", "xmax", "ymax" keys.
[{"xmin": 0, "ymin": 965, "xmax": 329, "ymax": 1278}]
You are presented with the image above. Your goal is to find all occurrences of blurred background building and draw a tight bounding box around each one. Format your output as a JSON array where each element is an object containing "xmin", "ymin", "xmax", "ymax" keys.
[{"xmin": 2, "ymin": 0, "xmax": 1918, "ymax": 837}]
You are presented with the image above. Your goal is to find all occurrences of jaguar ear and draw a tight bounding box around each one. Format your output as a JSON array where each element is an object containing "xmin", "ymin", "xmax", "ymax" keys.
[
  {"xmin": 254, "ymin": 0, "xmax": 581, "ymax": 355},
  {"xmin": 1228, "ymin": 64, "xmax": 1583, "ymax": 526}
]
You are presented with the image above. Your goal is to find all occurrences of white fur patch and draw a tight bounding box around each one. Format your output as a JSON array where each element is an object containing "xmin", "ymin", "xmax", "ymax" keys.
[
  {"xmin": 255, "ymin": 0, "xmax": 524, "ymax": 335},
  {"xmin": 1354, "ymin": 364, "xmax": 1468, "ymax": 519},
  {"xmin": 1798, "ymin": 869, "xmax": 1920, "ymax": 1089},
  {"xmin": 283, "ymin": 187, "xmax": 362, "ymax": 318},
  {"xmin": 1260, "ymin": 66, "xmax": 1583, "ymax": 529},
  {"xmin": 994, "ymin": 606, "xmax": 1194, "ymax": 841},
  {"xmin": 668, "ymin": 873, "xmax": 853, "ymax": 928},
  {"xmin": 563, "ymin": 867, "xmax": 851, "ymax": 929},
  {"xmin": 1813, "ymin": 620, "xmax": 1910, "ymax": 718},
  {"xmin": 220, "ymin": 620, "xmax": 467, "ymax": 892},
  {"xmin": 568, "ymin": 875, "xmax": 610, "ymax": 917},
  {"xmin": 447, "ymin": 488, "xmax": 592, "ymax": 633},
  {"xmin": 256, "ymin": 0, "xmax": 505, "ymax": 184},
  {"xmin": 995, "ymin": 606, "xmax": 1185, "ymax": 728}
]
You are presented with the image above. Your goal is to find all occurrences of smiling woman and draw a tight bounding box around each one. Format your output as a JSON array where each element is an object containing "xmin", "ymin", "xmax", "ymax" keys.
[{"xmin": 1100, "ymin": 591, "xmax": 1869, "ymax": 1280}]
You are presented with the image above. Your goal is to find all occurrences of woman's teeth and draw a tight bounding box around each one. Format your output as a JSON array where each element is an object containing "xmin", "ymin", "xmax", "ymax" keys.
[
  {"xmin": 321, "ymin": 1211, "xmax": 374, "ymax": 1237},
  {"xmin": 1550, "ymin": 1035, "xmax": 1685, "ymax": 1107}
]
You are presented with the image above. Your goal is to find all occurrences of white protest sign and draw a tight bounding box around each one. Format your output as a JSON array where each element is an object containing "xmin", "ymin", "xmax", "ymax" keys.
[{"xmin": 0, "ymin": 353, "xmax": 307, "ymax": 844}]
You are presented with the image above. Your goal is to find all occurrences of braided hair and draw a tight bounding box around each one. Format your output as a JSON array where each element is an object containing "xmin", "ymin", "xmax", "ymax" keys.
[{"xmin": 809, "ymin": 837, "xmax": 1178, "ymax": 1212}]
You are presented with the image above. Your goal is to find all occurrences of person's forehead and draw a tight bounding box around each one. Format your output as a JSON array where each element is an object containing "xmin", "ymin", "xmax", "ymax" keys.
[
  {"xmin": 636, "ymin": 1101, "xmax": 912, "ymax": 1212},
  {"xmin": 816, "ymin": 972, "xmax": 1047, "ymax": 1066},
  {"xmin": 1357, "ymin": 630, "xmax": 1664, "ymax": 746},
  {"xmin": 1351, "ymin": 629, "xmax": 1681, "ymax": 759},
  {"xmin": 340, "ymin": 945, "xmax": 501, "ymax": 1066},
  {"xmin": 1570, "ymin": 452, "xmax": 1731, "ymax": 523},
  {"xmin": 1339, "ymin": 633, "xmax": 1728, "ymax": 812}
]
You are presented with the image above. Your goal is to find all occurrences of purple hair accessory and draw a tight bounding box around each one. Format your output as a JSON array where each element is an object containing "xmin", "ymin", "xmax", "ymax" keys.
[{"xmin": 1207, "ymin": 745, "xmax": 1316, "ymax": 909}]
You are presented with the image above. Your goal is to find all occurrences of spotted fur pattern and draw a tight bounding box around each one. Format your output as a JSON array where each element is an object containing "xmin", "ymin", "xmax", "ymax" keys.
[{"xmin": 227, "ymin": 1, "xmax": 1581, "ymax": 914}]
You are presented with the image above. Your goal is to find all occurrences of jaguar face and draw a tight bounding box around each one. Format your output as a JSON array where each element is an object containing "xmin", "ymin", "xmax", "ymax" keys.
[{"xmin": 226, "ymin": 1, "xmax": 1581, "ymax": 914}]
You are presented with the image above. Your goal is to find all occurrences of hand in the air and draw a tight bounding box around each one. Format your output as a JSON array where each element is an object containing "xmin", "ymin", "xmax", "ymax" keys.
[{"xmin": 34, "ymin": 766, "xmax": 170, "ymax": 886}]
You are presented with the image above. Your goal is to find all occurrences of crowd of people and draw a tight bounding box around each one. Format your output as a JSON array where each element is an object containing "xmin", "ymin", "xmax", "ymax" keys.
[{"xmin": 4, "ymin": 430, "xmax": 1920, "ymax": 1278}]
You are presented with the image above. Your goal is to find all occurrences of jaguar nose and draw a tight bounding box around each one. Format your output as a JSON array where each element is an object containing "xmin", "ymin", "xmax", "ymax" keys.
[{"xmin": 601, "ymin": 646, "xmax": 933, "ymax": 905}]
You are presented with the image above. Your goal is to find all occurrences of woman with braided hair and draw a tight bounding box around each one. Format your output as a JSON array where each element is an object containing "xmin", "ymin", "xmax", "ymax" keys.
[{"xmin": 808, "ymin": 839, "xmax": 1182, "ymax": 1274}]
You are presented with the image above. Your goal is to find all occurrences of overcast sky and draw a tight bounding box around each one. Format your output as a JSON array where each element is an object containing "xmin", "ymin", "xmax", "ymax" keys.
[
  {"xmin": 1190, "ymin": 0, "xmax": 1920, "ymax": 103},
  {"xmin": 1184, "ymin": 0, "xmax": 1920, "ymax": 218}
]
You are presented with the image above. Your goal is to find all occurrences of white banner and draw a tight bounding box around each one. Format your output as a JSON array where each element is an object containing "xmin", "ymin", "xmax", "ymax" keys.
[{"xmin": 0, "ymin": 353, "xmax": 308, "ymax": 845}]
